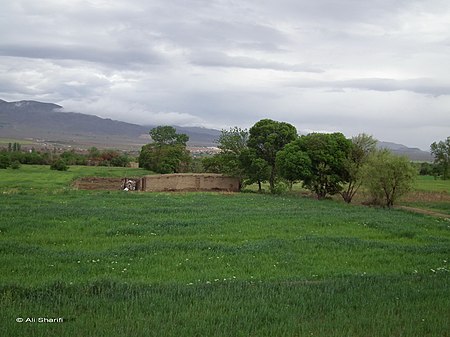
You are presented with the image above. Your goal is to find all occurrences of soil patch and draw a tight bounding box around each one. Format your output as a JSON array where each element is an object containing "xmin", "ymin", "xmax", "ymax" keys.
[{"xmin": 396, "ymin": 206, "xmax": 450, "ymax": 219}]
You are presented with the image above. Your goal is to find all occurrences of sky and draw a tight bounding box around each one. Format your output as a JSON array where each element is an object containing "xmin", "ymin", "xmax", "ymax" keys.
[{"xmin": 1, "ymin": 0, "xmax": 449, "ymax": 150}]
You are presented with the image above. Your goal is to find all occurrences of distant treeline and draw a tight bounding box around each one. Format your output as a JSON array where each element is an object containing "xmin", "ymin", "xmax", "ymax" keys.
[{"xmin": 0, "ymin": 144, "xmax": 132, "ymax": 169}]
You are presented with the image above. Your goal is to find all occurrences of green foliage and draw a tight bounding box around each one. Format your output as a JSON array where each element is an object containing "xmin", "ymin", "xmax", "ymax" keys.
[
  {"xmin": 201, "ymin": 155, "xmax": 222, "ymax": 173},
  {"xmin": 139, "ymin": 126, "xmax": 191, "ymax": 173},
  {"xmin": 50, "ymin": 159, "xmax": 69, "ymax": 171},
  {"xmin": 139, "ymin": 143, "xmax": 190, "ymax": 173},
  {"xmin": 215, "ymin": 127, "xmax": 249, "ymax": 178},
  {"xmin": 248, "ymin": 119, "xmax": 297, "ymax": 192},
  {"xmin": 10, "ymin": 160, "xmax": 21, "ymax": 169},
  {"xmin": 277, "ymin": 133, "xmax": 352, "ymax": 199},
  {"xmin": 203, "ymin": 127, "xmax": 249, "ymax": 181},
  {"xmin": 363, "ymin": 149, "xmax": 417, "ymax": 207},
  {"xmin": 340, "ymin": 133, "xmax": 378, "ymax": 203},
  {"xmin": 239, "ymin": 148, "xmax": 271, "ymax": 192},
  {"xmin": 0, "ymin": 152, "xmax": 11, "ymax": 169},
  {"xmin": 60, "ymin": 150, "xmax": 88, "ymax": 165},
  {"xmin": 430, "ymin": 136, "xmax": 450, "ymax": 179},
  {"xmin": 217, "ymin": 127, "xmax": 248, "ymax": 154},
  {"xmin": 88, "ymin": 146, "xmax": 101, "ymax": 159},
  {"xmin": 150, "ymin": 125, "xmax": 189, "ymax": 146},
  {"xmin": 276, "ymin": 141, "xmax": 311, "ymax": 185}
]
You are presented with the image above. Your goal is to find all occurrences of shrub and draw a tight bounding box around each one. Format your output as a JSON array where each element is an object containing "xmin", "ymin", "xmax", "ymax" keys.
[
  {"xmin": 50, "ymin": 159, "xmax": 69, "ymax": 171},
  {"xmin": 363, "ymin": 149, "xmax": 416, "ymax": 208},
  {"xmin": 10, "ymin": 160, "xmax": 21, "ymax": 169}
]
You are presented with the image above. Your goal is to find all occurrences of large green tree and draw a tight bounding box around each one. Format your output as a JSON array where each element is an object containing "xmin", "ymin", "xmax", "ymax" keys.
[
  {"xmin": 139, "ymin": 126, "xmax": 190, "ymax": 173},
  {"xmin": 276, "ymin": 132, "xmax": 352, "ymax": 199},
  {"xmin": 363, "ymin": 149, "xmax": 416, "ymax": 207},
  {"xmin": 340, "ymin": 133, "xmax": 378, "ymax": 203},
  {"xmin": 430, "ymin": 136, "xmax": 450, "ymax": 180},
  {"xmin": 247, "ymin": 119, "xmax": 297, "ymax": 192}
]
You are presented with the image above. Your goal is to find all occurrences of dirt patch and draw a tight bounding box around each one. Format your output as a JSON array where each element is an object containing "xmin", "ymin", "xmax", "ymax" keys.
[{"xmin": 396, "ymin": 206, "xmax": 450, "ymax": 219}]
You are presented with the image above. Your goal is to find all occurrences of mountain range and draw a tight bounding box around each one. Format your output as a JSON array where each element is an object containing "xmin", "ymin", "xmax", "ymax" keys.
[{"xmin": 0, "ymin": 99, "xmax": 432, "ymax": 161}]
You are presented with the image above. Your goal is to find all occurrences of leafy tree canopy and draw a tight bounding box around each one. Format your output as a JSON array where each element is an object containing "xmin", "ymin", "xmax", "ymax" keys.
[
  {"xmin": 248, "ymin": 119, "xmax": 297, "ymax": 192},
  {"xmin": 277, "ymin": 132, "xmax": 352, "ymax": 199},
  {"xmin": 150, "ymin": 126, "xmax": 189, "ymax": 146}
]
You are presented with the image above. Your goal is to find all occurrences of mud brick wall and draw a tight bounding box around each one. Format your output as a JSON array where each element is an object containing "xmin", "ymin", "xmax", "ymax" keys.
[{"xmin": 141, "ymin": 173, "xmax": 240, "ymax": 192}]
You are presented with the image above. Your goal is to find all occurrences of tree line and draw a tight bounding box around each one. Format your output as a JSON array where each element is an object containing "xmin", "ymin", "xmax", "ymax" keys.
[
  {"xmin": 0, "ymin": 146, "xmax": 132, "ymax": 171},
  {"xmin": 139, "ymin": 121, "xmax": 449, "ymax": 208}
]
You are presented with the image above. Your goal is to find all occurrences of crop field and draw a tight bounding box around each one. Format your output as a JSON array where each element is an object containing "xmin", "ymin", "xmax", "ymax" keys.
[{"xmin": 0, "ymin": 166, "xmax": 449, "ymax": 336}]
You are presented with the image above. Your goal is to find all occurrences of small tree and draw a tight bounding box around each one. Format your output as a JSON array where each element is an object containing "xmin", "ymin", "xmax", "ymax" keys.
[
  {"xmin": 430, "ymin": 136, "xmax": 450, "ymax": 180},
  {"xmin": 340, "ymin": 133, "xmax": 377, "ymax": 203},
  {"xmin": 363, "ymin": 149, "xmax": 416, "ymax": 208}
]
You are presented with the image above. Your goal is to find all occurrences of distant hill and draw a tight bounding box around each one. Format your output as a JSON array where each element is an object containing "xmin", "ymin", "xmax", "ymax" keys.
[
  {"xmin": 0, "ymin": 99, "xmax": 220, "ymax": 148},
  {"xmin": 0, "ymin": 99, "xmax": 433, "ymax": 160},
  {"xmin": 377, "ymin": 141, "xmax": 433, "ymax": 162}
]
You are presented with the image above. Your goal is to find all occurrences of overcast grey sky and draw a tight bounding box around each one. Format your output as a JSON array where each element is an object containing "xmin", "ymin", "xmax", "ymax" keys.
[{"xmin": 1, "ymin": 0, "xmax": 449, "ymax": 149}]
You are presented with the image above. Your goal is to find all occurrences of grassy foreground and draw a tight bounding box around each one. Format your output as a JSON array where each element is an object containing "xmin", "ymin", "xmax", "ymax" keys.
[{"xmin": 0, "ymin": 167, "xmax": 449, "ymax": 336}]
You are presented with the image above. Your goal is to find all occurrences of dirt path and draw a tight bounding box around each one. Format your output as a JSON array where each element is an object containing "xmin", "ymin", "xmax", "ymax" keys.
[{"xmin": 396, "ymin": 206, "xmax": 450, "ymax": 219}]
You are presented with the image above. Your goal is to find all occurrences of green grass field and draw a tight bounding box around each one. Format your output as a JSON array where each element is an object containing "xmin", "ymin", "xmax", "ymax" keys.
[
  {"xmin": 413, "ymin": 175, "xmax": 450, "ymax": 193},
  {"xmin": 400, "ymin": 176, "xmax": 450, "ymax": 216},
  {"xmin": 0, "ymin": 166, "xmax": 449, "ymax": 336}
]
